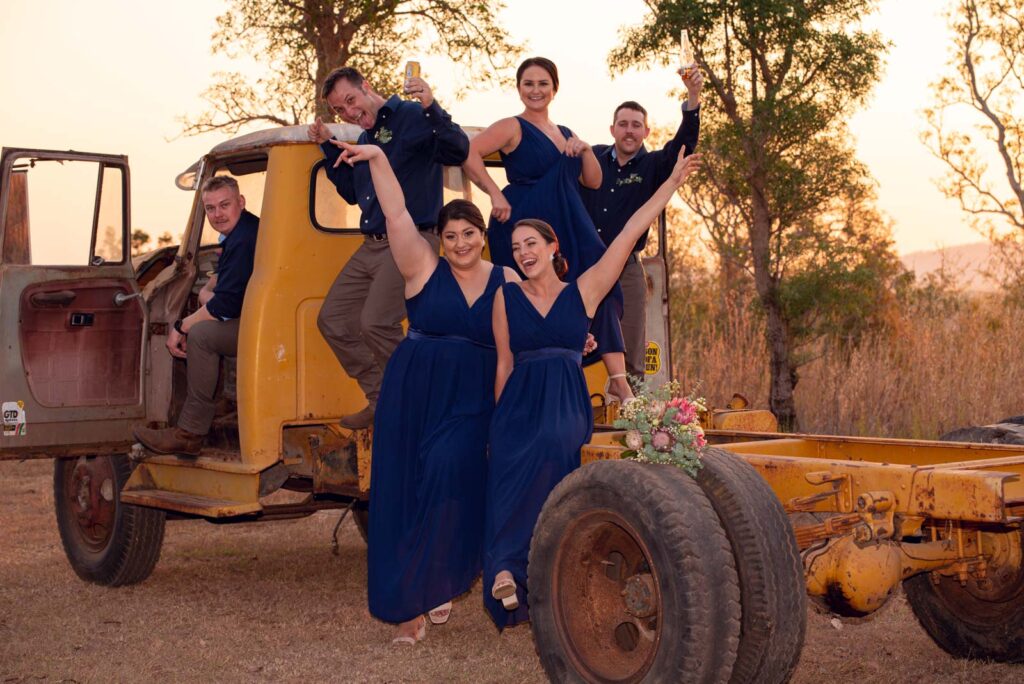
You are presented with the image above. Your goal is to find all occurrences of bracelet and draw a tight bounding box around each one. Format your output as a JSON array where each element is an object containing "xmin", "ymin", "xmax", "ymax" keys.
[{"xmin": 173, "ymin": 319, "xmax": 187, "ymax": 336}]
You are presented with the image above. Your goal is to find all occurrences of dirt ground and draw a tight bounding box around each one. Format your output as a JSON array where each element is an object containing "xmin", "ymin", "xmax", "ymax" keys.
[{"xmin": 1, "ymin": 459, "xmax": 1021, "ymax": 684}]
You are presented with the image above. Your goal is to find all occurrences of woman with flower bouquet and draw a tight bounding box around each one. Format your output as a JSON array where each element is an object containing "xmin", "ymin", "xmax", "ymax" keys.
[
  {"xmin": 330, "ymin": 141, "xmax": 521, "ymax": 645},
  {"xmin": 483, "ymin": 148, "xmax": 702, "ymax": 630}
]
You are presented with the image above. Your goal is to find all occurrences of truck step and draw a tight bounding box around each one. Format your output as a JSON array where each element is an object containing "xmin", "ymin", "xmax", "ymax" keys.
[{"xmin": 121, "ymin": 489, "xmax": 262, "ymax": 517}]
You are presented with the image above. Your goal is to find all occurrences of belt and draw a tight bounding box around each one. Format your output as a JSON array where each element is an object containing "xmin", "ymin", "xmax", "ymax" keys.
[
  {"xmin": 363, "ymin": 223, "xmax": 438, "ymax": 242},
  {"xmin": 406, "ymin": 328, "xmax": 495, "ymax": 349},
  {"xmin": 514, "ymin": 347, "xmax": 582, "ymax": 365}
]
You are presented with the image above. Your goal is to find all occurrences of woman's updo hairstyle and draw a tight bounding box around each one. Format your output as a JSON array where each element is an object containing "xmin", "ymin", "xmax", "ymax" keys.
[
  {"xmin": 514, "ymin": 219, "xmax": 569, "ymax": 279},
  {"xmin": 438, "ymin": 199, "xmax": 486, "ymax": 234},
  {"xmin": 516, "ymin": 57, "xmax": 559, "ymax": 93}
]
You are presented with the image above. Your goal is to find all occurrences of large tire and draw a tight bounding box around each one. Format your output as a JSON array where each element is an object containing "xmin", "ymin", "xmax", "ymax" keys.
[
  {"xmin": 694, "ymin": 448, "xmax": 806, "ymax": 684},
  {"xmin": 902, "ymin": 428, "xmax": 1024, "ymax": 661},
  {"xmin": 528, "ymin": 459, "xmax": 741, "ymax": 684},
  {"xmin": 54, "ymin": 454, "xmax": 166, "ymax": 586}
]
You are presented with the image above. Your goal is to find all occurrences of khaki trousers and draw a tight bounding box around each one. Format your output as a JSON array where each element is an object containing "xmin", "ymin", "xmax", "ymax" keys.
[
  {"xmin": 317, "ymin": 233, "xmax": 440, "ymax": 408},
  {"xmin": 620, "ymin": 254, "xmax": 648, "ymax": 379},
  {"xmin": 178, "ymin": 318, "xmax": 239, "ymax": 435}
]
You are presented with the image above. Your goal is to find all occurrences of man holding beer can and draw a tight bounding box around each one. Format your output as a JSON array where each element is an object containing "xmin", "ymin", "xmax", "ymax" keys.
[{"xmin": 308, "ymin": 64, "xmax": 469, "ymax": 429}]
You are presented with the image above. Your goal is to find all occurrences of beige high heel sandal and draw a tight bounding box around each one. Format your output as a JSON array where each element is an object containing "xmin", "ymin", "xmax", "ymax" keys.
[
  {"xmin": 605, "ymin": 373, "xmax": 634, "ymax": 405},
  {"xmin": 391, "ymin": 616, "xmax": 427, "ymax": 645},
  {"xmin": 492, "ymin": 574, "xmax": 519, "ymax": 611}
]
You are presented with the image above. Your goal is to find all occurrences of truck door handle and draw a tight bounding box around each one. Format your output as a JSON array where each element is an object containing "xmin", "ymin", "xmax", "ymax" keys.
[
  {"xmin": 30, "ymin": 290, "xmax": 77, "ymax": 306},
  {"xmin": 114, "ymin": 291, "xmax": 142, "ymax": 306}
]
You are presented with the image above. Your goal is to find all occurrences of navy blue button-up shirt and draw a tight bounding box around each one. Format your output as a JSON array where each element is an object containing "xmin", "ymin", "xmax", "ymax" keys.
[
  {"xmin": 206, "ymin": 209, "xmax": 259, "ymax": 321},
  {"xmin": 320, "ymin": 96, "xmax": 469, "ymax": 235},
  {"xmin": 580, "ymin": 104, "xmax": 700, "ymax": 253}
]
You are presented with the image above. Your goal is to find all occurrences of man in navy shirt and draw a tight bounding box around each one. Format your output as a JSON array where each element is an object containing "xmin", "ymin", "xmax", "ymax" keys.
[
  {"xmin": 580, "ymin": 69, "xmax": 703, "ymax": 379},
  {"xmin": 134, "ymin": 176, "xmax": 260, "ymax": 456},
  {"xmin": 307, "ymin": 67, "xmax": 469, "ymax": 429}
]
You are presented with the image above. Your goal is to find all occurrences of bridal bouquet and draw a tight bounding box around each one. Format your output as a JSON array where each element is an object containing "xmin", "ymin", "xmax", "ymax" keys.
[{"xmin": 614, "ymin": 380, "xmax": 706, "ymax": 476}]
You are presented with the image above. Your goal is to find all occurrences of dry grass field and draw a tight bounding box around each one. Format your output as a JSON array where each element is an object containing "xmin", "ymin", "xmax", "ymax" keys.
[
  {"xmin": 2, "ymin": 459, "xmax": 1021, "ymax": 683},
  {"xmin": 674, "ymin": 293, "xmax": 1024, "ymax": 438}
]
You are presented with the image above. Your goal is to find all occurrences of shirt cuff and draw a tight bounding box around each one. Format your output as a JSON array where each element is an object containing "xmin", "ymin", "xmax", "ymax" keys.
[{"xmin": 682, "ymin": 102, "xmax": 701, "ymax": 114}]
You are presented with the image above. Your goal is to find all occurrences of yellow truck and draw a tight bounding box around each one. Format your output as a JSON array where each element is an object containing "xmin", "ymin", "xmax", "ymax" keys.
[{"xmin": 1, "ymin": 129, "xmax": 1022, "ymax": 683}]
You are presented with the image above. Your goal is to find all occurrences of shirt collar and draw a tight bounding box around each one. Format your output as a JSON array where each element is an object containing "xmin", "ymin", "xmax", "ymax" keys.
[
  {"xmin": 382, "ymin": 95, "xmax": 402, "ymax": 115},
  {"xmin": 610, "ymin": 144, "xmax": 649, "ymax": 165}
]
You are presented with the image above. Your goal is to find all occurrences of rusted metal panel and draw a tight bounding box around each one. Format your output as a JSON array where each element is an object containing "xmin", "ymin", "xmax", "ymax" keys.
[
  {"xmin": 123, "ymin": 459, "xmax": 261, "ymax": 514},
  {"xmin": 581, "ymin": 432, "xmax": 1016, "ymax": 523},
  {"xmin": 119, "ymin": 489, "xmax": 262, "ymax": 517}
]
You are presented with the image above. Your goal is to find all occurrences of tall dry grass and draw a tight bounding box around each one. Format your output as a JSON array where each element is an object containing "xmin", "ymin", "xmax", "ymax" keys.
[{"xmin": 671, "ymin": 291, "xmax": 1024, "ymax": 439}]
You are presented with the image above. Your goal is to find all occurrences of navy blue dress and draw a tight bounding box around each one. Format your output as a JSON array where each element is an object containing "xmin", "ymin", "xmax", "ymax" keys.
[
  {"xmin": 484, "ymin": 281, "xmax": 593, "ymax": 629},
  {"xmin": 368, "ymin": 259, "xmax": 505, "ymax": 623},
  {"xmin": 488, "ymin": 117, "xmax": 624, "ymax": 362}
]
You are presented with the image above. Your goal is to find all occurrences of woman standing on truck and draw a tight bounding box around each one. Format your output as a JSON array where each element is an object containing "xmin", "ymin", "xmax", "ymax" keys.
[
  {"xmin": 330, "ymin": 140, "xmax": 517, "ymax": 644},
  {"xmin": 462, "ymin": 56, "xmax": 635, "ymax": 405},
  {"xmin": 483, "ymin": 149, "xmax": 701, "ymax": 629}
]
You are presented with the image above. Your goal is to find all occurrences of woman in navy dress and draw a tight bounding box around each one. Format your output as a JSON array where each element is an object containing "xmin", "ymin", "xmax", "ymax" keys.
[
  {"xmin": 463, "ymin": 56, "xmax": 634, "ymax": 404},
  {"xmin": 483, "ymin": 149, "xmax": 702, "ymax": 629},
  {"xmin": 330, "ymin": 141, "xmax": 518, "ymax": 644}
]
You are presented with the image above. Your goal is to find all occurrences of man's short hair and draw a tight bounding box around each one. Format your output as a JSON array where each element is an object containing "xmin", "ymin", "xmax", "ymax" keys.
[
  {"xmin": 321, "ymin": 66, "xmax": 365, "ymax": 100},
  {"xmin": 201, "ymin": 175, "xmax": 240, "ymax": 195},
  {"xmin": 613, "ymin": 101, "xmax": 649, "ymax": 126}
]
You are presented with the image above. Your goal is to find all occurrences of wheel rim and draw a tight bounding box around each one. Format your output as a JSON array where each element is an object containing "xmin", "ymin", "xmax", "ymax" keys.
[
  {"xmin": 552, "ymin": 509, "xmax": 661, "ymax": 683},
  {"xmin": 61, "ymin": 456, "xmax": 117, "ymax": 553}
]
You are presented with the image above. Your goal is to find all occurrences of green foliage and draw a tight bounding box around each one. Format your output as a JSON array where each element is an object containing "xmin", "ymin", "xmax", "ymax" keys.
[
  {"xmin": 181, "ymin": 0, "xmax": 521, "ymax": 135},
  {"xmin": 130, "ymin": 229, "xmax": 151, "ymax": 255},
  {"xmin": 610, "ymin": 0, "xmax": 892, "ymax": 427}
]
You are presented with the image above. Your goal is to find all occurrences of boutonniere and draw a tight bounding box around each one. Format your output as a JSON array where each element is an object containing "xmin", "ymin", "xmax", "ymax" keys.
[
  {"xmin": 616, "ymin": 173, "xmax": 643, "ymax": 186},
  {"xmin": 374, "ymin": 127, "xmax": 393, "ymax": 144}
]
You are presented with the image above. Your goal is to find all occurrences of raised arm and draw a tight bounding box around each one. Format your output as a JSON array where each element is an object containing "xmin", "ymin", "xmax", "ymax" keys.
[
  {"xmin": 577, "ymin": 152, "xmax": 701, "ymax": 314},
  {"xmin": 332, "ymin": 142, "xmax": 437, "ymax": 291},
  {"xmin": 463, "ymin": 118, "xmax": 520, "ymax": 222},
  {"xmin": 308, "ymin": 117, "xmax": 357, "ymax": 204},
  {"xmin": 654, "ymin": 70, "xmax": 703, "ymax": 184},
  {"xmin": 403, "ymin": 77, "xmax": 470, "ymax": 165},
  {"xmin": 492, "ymin": 287, "xmax": 513, "ymax": 401}
]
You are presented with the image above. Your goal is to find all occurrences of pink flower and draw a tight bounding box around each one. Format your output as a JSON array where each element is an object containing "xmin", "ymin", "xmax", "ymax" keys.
[
  {"xmin": 651, "ymin": 429, "xmax": 674, "ymax": 452},
  {"xmin": 624, "ymin": 430, "xmax": 643, "ymax": 450},
  {"xmin": 650, "ymin": 400, "xmax": 666, "ymax": 416},
  {"xmin": 674, "ymin": 399, "xmax": 698, "ymax": 425},
  {"xmin": 694, "ymin": 432, "xmax": 707, "ymax": 449}
]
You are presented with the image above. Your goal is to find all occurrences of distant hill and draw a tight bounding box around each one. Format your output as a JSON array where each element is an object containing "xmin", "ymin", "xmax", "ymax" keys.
[{"xmin": 900, "ymin": 241, "xmax": 1001, "ymax": 292}]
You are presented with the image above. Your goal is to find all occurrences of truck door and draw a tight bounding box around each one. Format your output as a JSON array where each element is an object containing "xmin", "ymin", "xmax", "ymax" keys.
[{"xmin": 0, "ymin": 148, "xmax": 145, "ymax": 459}]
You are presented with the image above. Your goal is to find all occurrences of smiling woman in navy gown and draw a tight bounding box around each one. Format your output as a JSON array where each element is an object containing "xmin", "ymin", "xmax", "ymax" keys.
[
  {"xmin": 462, "ymin": 56, "xmax": 635, "ymax": 405},
  {"xmin": 330, "ymin": 140, "xmax": 518, "ymax": 645},
  {"xmin": 483, "ymin": 150, "xmax": 702, "ymax": 630}
]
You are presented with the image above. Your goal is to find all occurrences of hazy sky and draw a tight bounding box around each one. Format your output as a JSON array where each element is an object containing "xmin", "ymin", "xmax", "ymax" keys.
[{"xmin": 0, "ymin": 0, "xmax": 997, "ymax": 254}]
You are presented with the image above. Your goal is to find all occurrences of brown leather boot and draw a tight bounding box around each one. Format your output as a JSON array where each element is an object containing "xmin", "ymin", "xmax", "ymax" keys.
[
  {"xmin": 339, "ymin": 405, "xmax": 375, "ymax": 430},
  {"xmin": 133, "ymin": 425, "xmax": 204, "ymax": 457}
]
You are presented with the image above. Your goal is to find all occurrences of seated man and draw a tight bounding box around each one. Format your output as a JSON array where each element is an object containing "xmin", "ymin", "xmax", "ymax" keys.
[{"xmin": 134, "ymin": 176, "xmax": 259, "ymax": 456}]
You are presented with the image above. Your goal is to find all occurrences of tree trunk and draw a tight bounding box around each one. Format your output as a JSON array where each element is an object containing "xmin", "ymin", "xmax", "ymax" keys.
[
  {"xmin": 762, "ymin": 295, "xmax": 798, "ymax": 431},
  {"xmin": 748, "ymin": 173, "xmax": 799, "ymax": 431}
]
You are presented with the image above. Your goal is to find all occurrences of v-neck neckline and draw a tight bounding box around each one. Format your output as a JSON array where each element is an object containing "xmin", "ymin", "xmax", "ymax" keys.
[
  {"xmin": 512, "ymin": 281, "xmax": 573, "ymax": 320},
  {"xmin": 445, "ymin": 260, "xmax": 497, "ymax": 310},
  {"xmin": 518, "ymin": 117, "xmax": 567, "ymax": 155}
]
